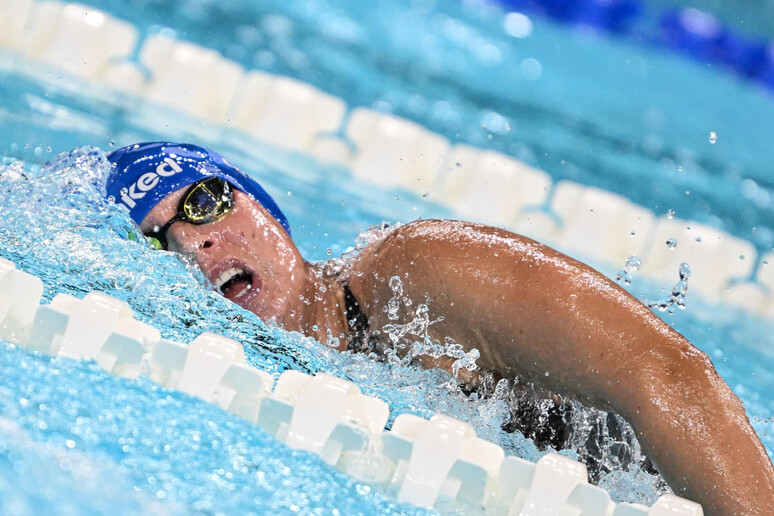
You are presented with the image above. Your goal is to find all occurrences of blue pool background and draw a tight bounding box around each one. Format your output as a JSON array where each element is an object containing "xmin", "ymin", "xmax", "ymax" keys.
[{"xmin": 1, "ymin": 0, "xmax": 774, "ymax": 513}]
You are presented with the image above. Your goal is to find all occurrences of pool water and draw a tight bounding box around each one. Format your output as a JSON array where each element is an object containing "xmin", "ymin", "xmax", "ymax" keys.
[
  {"xmin": 62, "ymin": 0, "xmax": 774, "ymax": 244},
  {"xmin": 1, "ymin": 0, "xmax": 773, "ymax": 513}
]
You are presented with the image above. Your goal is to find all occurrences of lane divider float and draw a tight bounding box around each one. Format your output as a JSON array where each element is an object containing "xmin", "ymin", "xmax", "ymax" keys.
[{"xmin": 0, "ymin": 257, "xmax": 703, "ymax": 515}]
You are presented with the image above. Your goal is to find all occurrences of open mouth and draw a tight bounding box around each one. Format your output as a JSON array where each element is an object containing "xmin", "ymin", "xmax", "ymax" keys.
[{"xmin": 214, "ymin": 266, "xmax": 257, "ymax": 301}]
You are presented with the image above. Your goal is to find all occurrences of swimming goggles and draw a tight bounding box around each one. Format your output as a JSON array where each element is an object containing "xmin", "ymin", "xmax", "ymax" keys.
[{"xmin": 143, "ymin": 177, "xmax": 235, "ymax": 250}]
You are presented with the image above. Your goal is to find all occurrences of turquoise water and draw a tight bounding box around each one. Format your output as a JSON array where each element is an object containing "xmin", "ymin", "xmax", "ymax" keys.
[
  {"xmin": 67, "ymin": 0, "xmax": 774, "ymax": 247},
  {"xmin": 1, "ymin": 0, "xmax": 773, "ymax": 513}
]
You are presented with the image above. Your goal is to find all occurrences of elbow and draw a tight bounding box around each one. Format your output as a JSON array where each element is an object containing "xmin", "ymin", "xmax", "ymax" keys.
[{"xmin": 627, "ymin": 341, "xmax": 724, "ymax": 421}]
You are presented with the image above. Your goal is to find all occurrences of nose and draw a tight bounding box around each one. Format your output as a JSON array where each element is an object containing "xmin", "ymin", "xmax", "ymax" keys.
[{"xmin": 166, "ymin": 224, "xmax": 218, "ymax": 253}]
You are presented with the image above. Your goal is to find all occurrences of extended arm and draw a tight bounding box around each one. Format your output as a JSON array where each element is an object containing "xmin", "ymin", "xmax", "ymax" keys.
[{"xmin": 349, "ymin": 219, "xmax": 774, "ymax": 516}]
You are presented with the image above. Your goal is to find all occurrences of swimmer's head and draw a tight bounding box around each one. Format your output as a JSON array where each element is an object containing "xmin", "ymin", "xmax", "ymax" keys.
[{"xmin": 105, "ymin": 142, "xmax": 290, "ymax": 234}]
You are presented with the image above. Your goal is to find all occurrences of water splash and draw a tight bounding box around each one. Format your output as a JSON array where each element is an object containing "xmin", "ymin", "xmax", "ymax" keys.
[
  {"xmin": 0, "ymin": 148, "xmax": 673, "ymax": 508},
  {"xmin": 566, "ymin": 405, "xmax": 647, "ymax": 483},
  {"xmin": 644, "ymin": 263, "xmax": 691, "ymax": 313},
  {"xmin": 321, "ymin": 222, "xmax": 401, "ymax": 280},
  {"xmin": 382, "ymin": 303, "xmax": 442, "ymax": 362},
  {"xmin": 387, "ymin": 275, "xmax": 404, "ymax": 321},
  {"xmin": 380, "ymin": 276, "xmax": 481, "ymax": 380},
  {"xmin": 498, "ymin": 378, "xmax": 667, "ymax": 501}
]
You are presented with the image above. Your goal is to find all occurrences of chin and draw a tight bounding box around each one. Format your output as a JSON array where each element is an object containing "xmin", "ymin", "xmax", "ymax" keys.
[{"xmin": 239, "ymin": 296, "xmax": 280, "ymax": 324}]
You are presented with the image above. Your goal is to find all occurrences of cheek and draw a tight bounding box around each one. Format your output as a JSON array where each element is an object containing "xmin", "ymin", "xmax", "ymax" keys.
[{"xmin": 239, "ymin": 233, "xmax": 279, "ymax": 264}]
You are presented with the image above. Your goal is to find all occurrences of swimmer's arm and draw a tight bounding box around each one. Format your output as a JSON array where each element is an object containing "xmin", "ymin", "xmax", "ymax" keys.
[{"xmin": 348, "ymin": 219, "xmax": 774, "ymax": 516}]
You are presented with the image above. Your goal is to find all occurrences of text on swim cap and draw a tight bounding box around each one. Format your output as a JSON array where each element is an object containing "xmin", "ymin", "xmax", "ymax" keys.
[{"xmin": 120, "ymin": 157, "xmax": 183, "ymax": 209}]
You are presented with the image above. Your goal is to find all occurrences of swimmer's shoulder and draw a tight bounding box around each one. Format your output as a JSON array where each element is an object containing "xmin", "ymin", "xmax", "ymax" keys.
[
  {"xmin": 344, "ymin": 219, "xmax": 540, "ymax": 300},
  {"xmin": 348, "ymin": 219, "xmax": 466, "ymax": 272},
  {"xmin": 350, "ymin": 218, "xmax": 545, "ymax": 266},
  {"xmin": 344, "ymin": 217, "xmax": 618, "ymax": 316}
]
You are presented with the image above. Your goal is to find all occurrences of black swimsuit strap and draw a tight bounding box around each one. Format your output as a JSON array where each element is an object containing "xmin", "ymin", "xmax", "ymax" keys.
[{"xmin": 342, "ymin": 283, "xmax": 370, "ymax": 352}]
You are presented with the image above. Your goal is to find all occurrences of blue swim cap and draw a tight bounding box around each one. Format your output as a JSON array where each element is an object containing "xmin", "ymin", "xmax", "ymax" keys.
[{"xmin": 106, "ymin": 142, "xmax": 290, "ymax": 234}]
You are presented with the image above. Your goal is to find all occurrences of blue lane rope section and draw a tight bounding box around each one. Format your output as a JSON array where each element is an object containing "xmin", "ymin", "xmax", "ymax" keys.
[{"xmin": 497, "ymin": 0, "xmax": 774, "ymax": 93}]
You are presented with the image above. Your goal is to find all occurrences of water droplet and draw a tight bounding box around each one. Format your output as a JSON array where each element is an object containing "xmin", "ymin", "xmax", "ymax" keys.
[
  {"xmin": 666, "ymin": 209, "xmax": 675, "ymax": 219},
  {"xmin": 107, "ymin": 195, "xmax": 115, "ymax": 203},
  {"xmin": 120, "ymin": 187, "xmax": 128, "ymax": 195},
  {"xmin": 326, "ymin": 248, "xmax": 332, "ymax": 255},
  {"xmin": 630, "ymin": 231, "xmax": 636, "ymax": 237},
  {"xmin": 695, "ymin": 236, "xmax": 702, "ymax": 242},
  {"xmin": 709, "ymin": 131, "xmax": 717, "ymax": 144},
  {"xmin": 616, "ymin": 255, "xmax": 641, "ymax": 285},
  {"xmin": 666, "ymin": 238, "xmax": 677, "ymax": 249},
  {"xmin": 422, "ymin": 192, "xmax": 429, "ymax": 198}
]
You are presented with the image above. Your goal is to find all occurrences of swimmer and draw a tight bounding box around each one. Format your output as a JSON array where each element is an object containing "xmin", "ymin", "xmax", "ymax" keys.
[{"xmin": 106, "ymin": 142, "xmax": 774, "ymax": 516}]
